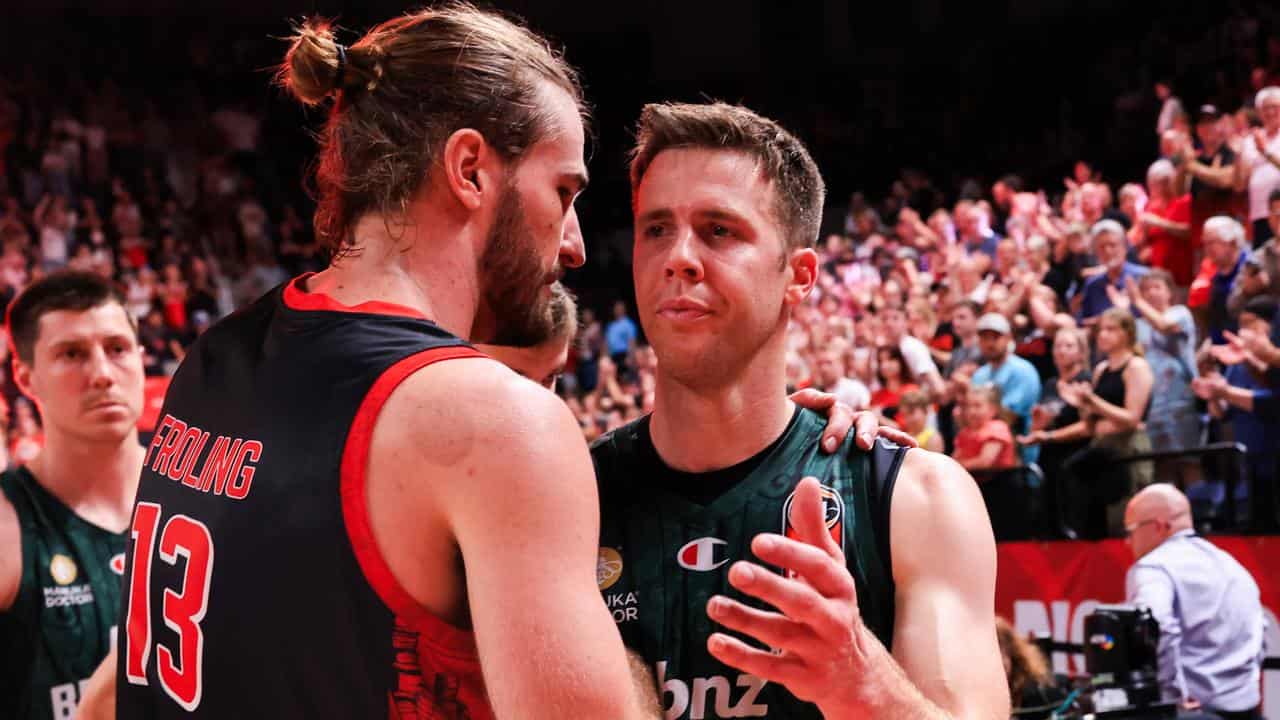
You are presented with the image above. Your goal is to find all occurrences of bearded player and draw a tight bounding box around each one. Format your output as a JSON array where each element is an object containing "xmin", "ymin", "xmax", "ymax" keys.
[
  {"xmin": 114, "ymin": 7, "xmax": 658, "ymax": 718},
  {"xmin": 591, "ymin": 103, "xmax": 1008, "ymax": 718}
]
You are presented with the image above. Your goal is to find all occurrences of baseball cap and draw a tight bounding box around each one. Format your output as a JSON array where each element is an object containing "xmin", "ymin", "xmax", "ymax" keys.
[
  {"xmin": 976, "ymin": 313, "xmax": 1011, "ymax": 336},
  {"xmin": 1196, "ymin": 104, "xmax": 1223, "ymax": 122}
]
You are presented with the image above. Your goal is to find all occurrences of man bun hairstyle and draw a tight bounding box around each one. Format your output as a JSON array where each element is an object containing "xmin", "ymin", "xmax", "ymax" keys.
[
  {"xmin": 275, "ymin": 3, "xmax": 587, "ymax": 257},
  {"xmin": 629, "ymin": 102, "xmax": 826, "ymax": 252}
]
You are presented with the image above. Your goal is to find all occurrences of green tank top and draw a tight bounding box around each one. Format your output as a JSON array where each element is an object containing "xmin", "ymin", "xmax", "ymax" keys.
[
  {"xmin": 0, "ymin": 468, "xmax": 126, "ymax": 720},
  {"xmin": 591, "ymin": 408, "xmax": 902, "ymax": 720}
]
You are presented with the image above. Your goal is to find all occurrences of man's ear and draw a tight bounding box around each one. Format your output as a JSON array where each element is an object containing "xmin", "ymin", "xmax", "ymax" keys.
[
  {"xmin": 784, "ymin": 247, "xmax": 819, "ymax": 307},
  {"xmin": 12, "ymin": 356, "xmax": 32, "ymax": 402},
  {"xmin": 440, "ymin": 128, "xmax": 499, "ymax": 212}
]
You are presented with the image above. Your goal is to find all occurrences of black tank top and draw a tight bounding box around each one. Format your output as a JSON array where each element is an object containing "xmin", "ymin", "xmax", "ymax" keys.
[
  {"xmin": 115, "ymin": 275, "xmax": 493, "ymax": 719},
  {"xmin": 1094, "ymin": 356, "xmax": 1147, "ymax": 419}
]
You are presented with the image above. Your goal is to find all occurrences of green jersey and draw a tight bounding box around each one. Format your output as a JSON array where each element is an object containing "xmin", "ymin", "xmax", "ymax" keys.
[
  {"xmin": 591, "ymin": 408, "xmax": 903, "ymax": 720},
  {"xmin": 0, "ymin": 468, "xmax": 126, "ymax": 720}
]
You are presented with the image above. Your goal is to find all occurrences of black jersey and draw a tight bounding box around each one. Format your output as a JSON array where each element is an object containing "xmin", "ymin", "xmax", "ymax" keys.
[
  {"xmin": 116, "ymin": 275, "xmax": 492, "ymax": 719},
  {"xmin": 591, "ymin": 409, "xmax": 904, "ymax": 719}
]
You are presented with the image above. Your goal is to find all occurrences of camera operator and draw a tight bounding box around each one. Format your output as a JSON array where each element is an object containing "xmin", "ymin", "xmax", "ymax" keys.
[{"xmin": 1123, "ymin": 485, "xmax": 1265, "ymax": 719}]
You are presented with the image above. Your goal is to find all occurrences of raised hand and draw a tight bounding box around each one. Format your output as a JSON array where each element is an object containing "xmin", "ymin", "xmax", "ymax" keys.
[{"xmin": 706, "ymin": 477, "xmax": 886, "ymax": 716}]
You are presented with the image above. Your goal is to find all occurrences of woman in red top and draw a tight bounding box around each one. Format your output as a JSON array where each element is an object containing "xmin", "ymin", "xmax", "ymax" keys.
[
  {"xmin": 1131, "ymin": 158, "xmax": 1193, "ymax": 286},
  {"xmin": 869, "ymin": 344, "xmax": 918, "ymax": 420},
  {"xmin": 953, "ymin": 384, "xmax": 1017, "ymax": 470}
]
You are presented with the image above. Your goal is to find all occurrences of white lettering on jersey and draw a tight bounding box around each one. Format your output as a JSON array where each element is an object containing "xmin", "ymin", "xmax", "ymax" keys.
[
  {"xmin": 656, "ymin": 661, "xmax": 769, "ymax": 719},
  {"xmin": 49, "ymin": 679, "xmax": 89, "ymax": 720}
]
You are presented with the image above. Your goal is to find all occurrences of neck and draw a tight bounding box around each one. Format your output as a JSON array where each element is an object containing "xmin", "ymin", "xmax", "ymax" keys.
[
  {"xmin": 649, "ymin": 338, "xmax": 793, "ymax": 473},
  {"xmin": 1107, "ymin": 264, "xmax": 1125, "ymax": 281},
  {"xmin": 959, "ymin": 330, "xmax": 978, "ymax": 346},
  {"xmin": 30, "ymin": 428, "xmax": 144, "ymax": 532},
  {"xmin": 305, "ymin": 213, "xmax": 482, "ymax": 340},
  {"xmin": 1108, "ymin": 348, "xmax": 1133, "ymax": 366}
]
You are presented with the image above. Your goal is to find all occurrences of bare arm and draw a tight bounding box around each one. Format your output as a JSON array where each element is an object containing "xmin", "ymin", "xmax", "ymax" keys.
[
  {"xmin": 372, "ymin": 361, "xmax": 651, "ymax": 720},
  {"xmin": 1082, "ymin": 358, "xmax": 1153, "ymax": 431},
  {"xmin": 1185, "ymin": 157, "xmax": 1236, "ymax": 189},
  {"xmin": 74, "ymin": 648, "xmax": 117, "ymax": 720},
  {"xmin": 0, "ymin": 493, "xmax": 19, "ymax": 611},
  {"xmin": 960, "ymin": 440, "xmax": 1009, "ymax": 471},
  {"xmin": 890, "ymin": 450, "xmax": 1009, "ymax": 719}
]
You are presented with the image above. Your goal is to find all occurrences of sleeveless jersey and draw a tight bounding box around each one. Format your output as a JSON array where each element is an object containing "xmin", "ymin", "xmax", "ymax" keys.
[
  {"xmin": 0, "ymin": 467, "xmax": 126, "ymax": 720},
  {"xmin": 591, "ymin": 409, "xmax": 904, "ymax": 720},
  {"xmin": 115, "ymin": 275, "xmax": 491, "ymax": 719}
]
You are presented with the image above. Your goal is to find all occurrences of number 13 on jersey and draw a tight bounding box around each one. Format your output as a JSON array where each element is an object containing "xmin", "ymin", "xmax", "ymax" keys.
[{"xmin": 124, "ymin": 502, "xmax": 215, "ymax": 711}]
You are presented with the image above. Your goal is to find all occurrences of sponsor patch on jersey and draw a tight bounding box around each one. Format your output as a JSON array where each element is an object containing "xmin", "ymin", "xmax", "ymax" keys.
[
  {"xmin": 49, "ymin": 554, "xmax": 78, "ymax": 585},
  {"xmin": 677, "ymin": 537, "xmax": 729, "ymax": 572},
  {"xmin": 109, "ymin": 553, "xmax": 126, "ymax": 575},
  {"xmin": 781, "ymin": 484, "xmax": 845, "ymax": 560},
  {"xmin": 597, "ymin": 547, "xmax": 624, "ymax": 590}
]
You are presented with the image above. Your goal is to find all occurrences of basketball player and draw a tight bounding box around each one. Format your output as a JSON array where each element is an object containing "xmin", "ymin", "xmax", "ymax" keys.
[
  {"xmin": 591, "ymin": 103, "xmax": 1009, "ymax": 718},
  {"xmin": 0, "ymin": 272, "xmax": 145, "ymax": 720},
  {"xmin": 113, "ymin": 8, "xmax": 655, "ymax": 718}
]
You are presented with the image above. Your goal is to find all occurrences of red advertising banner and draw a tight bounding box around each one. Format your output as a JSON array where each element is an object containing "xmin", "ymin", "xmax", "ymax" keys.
[{"xmin": 996, "ymin": 538, "xmax": 1280, "ymax": 714}]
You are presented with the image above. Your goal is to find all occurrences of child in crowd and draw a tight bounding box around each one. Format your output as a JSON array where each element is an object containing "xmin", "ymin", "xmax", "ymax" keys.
[{"xmin": 953, "ymin": 384, "xmax": 1017, "ymax": 471}]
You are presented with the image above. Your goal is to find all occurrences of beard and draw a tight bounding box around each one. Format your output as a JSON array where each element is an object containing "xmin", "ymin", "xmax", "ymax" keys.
[{"xmin": 477, "ymin": 182, "xmax": 558, "ymax": 347}]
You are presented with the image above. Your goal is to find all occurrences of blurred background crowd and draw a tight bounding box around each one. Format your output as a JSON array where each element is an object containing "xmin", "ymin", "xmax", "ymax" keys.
[{"xmin": 3, "ymin": 2, "xmax": 1280, "ymax": 539}]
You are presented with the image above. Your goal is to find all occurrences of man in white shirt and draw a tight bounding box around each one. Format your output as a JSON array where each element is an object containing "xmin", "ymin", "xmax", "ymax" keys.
[
  {"xmin": 1239, "ymin": 86, "xmax": 1280, "ymax": 246},
  {"xmin": 812, "ymin": 347, "xmax": 870, "ymax": 411},
  {"xmin": 880, "ymin": 304, "xmax": 945, "ymax": 401},
  {"xmin": 1124, "ymin": 484, "xmax": 1265, "ymax": 719}
]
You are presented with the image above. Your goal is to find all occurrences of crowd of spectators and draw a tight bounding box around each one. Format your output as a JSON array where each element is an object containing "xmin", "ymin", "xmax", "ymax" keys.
[
  {"xmin": 564, "ymin": 80, "xmax": 1280, "ymax": 539},
  {"xmin": 3, "ymin": 14, "xmax": 1280, "ymax": 540}
]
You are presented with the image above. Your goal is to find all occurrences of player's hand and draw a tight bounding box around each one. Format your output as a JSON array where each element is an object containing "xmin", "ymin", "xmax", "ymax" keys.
[
  {"xmin": 705, "ymin": 477, "xmax": 890, "ymax": 716},
  {"xmin": 789, "ymin": 390, "xmax": 918, "ymax": 453}
]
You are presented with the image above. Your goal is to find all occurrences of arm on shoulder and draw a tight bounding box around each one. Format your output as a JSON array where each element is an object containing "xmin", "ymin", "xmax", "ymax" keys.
[
  {"xmin": 0, "ymin": 492, "xmax": 19, "ymax": 611},
  {"xmin": 890, "ymin": 450, "xmax": 1009, "ymax": 720},
  {"xmin": 378, "ymin": 359, "xmax": 650, "ymax": 720}
]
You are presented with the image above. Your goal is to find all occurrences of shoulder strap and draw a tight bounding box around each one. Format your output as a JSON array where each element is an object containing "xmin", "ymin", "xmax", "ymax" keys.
[{"xmin": 866, "ymin": 439, "xmax": 907, "ymax": 589}]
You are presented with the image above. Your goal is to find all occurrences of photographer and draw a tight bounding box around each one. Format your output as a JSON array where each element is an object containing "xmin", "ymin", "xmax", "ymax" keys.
[{"xmin": 1123, "ymin": 485, "xmax": 1265, "ymax": 719}]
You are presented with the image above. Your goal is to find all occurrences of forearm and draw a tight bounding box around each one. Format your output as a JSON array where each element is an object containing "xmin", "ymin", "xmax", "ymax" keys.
[
  {"xmin": 1084, "ymin": 394, "xmax": 1139, "ymax": 428},
  {"xmin": 1187, "ymin": 160, "xmax": 1236, "ymax": 189},
  {"xmin": 1047, "ymin": 420, "xmax": 1090, "ymax": 443},
  {"xmin": 1221, "ymin": 385, "xmax": 1256, "ymax": 412},
  {"xmin": 825, "ymin": 634, "xmax": 951, "ymax": 720},
  {"xmin": 1133, "ymin": 298, "xmax": 1178, "ymax": 334}
]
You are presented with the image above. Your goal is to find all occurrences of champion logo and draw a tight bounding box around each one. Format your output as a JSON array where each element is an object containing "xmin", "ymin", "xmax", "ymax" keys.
[
  {"xmin": 677, "ymin": 537, "xmax": 729, "ymax": 572},
  {"xmin": 109, "ymin": 553, "xmax": 126, "ymax": 576}
]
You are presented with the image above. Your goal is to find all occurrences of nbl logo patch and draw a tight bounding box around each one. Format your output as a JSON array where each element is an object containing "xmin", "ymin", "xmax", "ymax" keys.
[
  {"xmin": 109, "ymin": 553, "xmax": 127, "ymax": 575},
  {"xmin": 781, "ymin": 483, "xmax": 845, "ymax": 577}
]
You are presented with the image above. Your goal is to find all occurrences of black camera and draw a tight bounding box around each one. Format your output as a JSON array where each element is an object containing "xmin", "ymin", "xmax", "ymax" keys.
[{"xmin": 1082, "ymin": 605, "xmax": 1166, "ymax": 714}]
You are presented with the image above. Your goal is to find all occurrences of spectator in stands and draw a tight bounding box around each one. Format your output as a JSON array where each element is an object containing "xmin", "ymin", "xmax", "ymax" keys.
[
  {"xmin": 880, "ymin": 303, "xmax": 945, "ymax": 400},
  {"xmin": 1079, "ymin": 219, "xmax": 1148, "ymax": 322},
  {"xmin": 898, "ymin": 389, "xmax": 942, "ymax": 453},
  {"xmin": 1124, "ymin": 484, "xmax": 1264, "ymax": 718},
  {"xmin": 604, "ymin": 300, "xmax": 637, "ymax": 369},
  {"xmin": 870, "ymin": 344, "xmax": 918, "ymax": 420},
  {"xmin": 1037, "ymin": 308, "xmax": 1154, "ymax": 538},
  {"xmin": 812, "ymin": 346, "xmax": 870, "ymax": 411},
  {"xmin": 956, "ymin": 200, "xmax": 999, "ymax": 260},
  {"xmin": 1228, "ymin": 190, "xmax": 1280, "ymax": 316},
  {"xmin": 1195, "ymin": 296, "xmax": 1280, "ymax": 531},
  {"xmin": 944, "ymin": 299, "xmax": 983, "ymax": 376},
  {"xmin": 972, "ymin": 313, "xmax": 1041, "ymax": 461},
  {"xmin": 1178, "ymin": 105, "xmax": 1241, "ymax": 253},
  {"xmin": 1024, "ymin": 326, "xmax": 1093, "ymax": 531},
  {"xmin": 1203, "ymin": 215, "xmax": 1249, "ymax": 344},
  {"xmin": 1155, "ymin": 81, "xmax": 1184, "ymax": 137},
  {"xmin": 1116, "ymin": 270, "xmax": 1201, "ymax": 489},
  {"xmin": 952, "ymin": 384, "xmax": 1016, "ymax": 470},
  {"xmin": 1240, "ymin": 86, "xmax": 1280, "ymax": 245},
  {"xmin": 1132, "ymin": 159, "xmax": 1192, "ymax": 287}
]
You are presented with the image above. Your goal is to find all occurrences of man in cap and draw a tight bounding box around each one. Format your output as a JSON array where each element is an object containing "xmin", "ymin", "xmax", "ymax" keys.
[{"xmin": 970, "ymin": 313, "xmax": 1042, "ymax": 462}]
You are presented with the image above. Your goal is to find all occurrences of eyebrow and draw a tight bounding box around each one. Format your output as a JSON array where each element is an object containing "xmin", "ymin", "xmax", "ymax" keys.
[{"xmin": 636, "ymin": 208, "xmax": 675, "ymax": 226}]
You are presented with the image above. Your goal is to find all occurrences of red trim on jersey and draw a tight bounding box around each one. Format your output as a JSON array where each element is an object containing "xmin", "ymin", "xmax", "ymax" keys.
[
  {"xmin": 283, "ymin": 273, "xmax": 430, "ymax": 320},
  {"xmin": 340, "ymin": 346, "xmax": 487, "ymax": 659}
]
